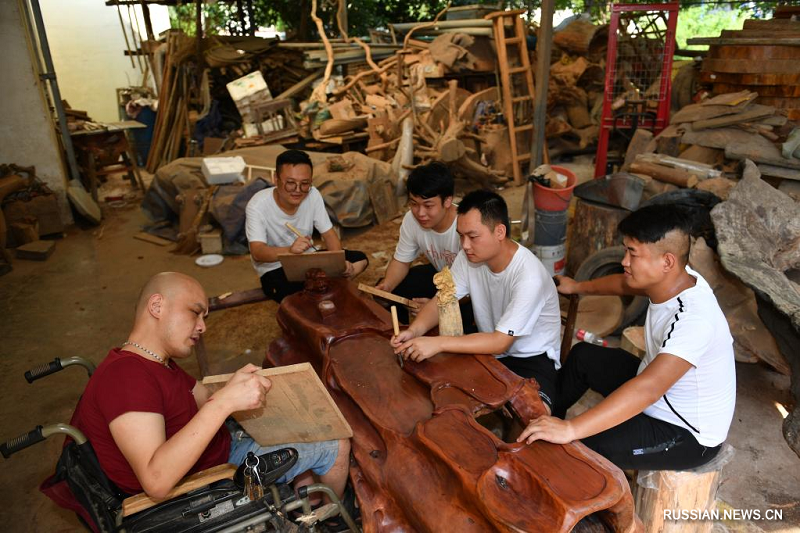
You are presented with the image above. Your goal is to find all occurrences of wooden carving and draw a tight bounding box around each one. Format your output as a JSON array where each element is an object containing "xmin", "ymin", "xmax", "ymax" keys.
[
  {"xmin": 265, "ymin": 273, "xmax": 641, "ymax": 532},
  {"xmin": 433, "ymin": 266, "xmax": 463, "ymax": 337}
]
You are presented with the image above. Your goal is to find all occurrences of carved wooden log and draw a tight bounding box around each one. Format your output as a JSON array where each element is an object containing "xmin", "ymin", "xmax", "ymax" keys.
[{"xmin": 265, "ymin": 277, "xmax": 641, "ymax": 532}]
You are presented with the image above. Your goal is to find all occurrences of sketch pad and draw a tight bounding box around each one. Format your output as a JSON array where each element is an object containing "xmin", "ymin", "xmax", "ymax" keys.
[{"xmin": 278, "ymin": 250, "xmax": 346, "ymax": 281}]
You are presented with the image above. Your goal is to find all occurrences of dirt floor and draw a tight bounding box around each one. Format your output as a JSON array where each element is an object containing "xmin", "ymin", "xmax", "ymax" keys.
[{"xmin": 0, "ymin": 170, "xmax": 798, "ymax": 532}]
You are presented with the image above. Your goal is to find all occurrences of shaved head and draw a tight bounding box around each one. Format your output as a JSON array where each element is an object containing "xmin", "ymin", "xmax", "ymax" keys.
[
  {"xmin": 135, "ymin": 272, "xmax": 205, "ymax": 317},
  {"xmin": 654, "ymin": 229, "xmax": 690, "ymax": 266}
]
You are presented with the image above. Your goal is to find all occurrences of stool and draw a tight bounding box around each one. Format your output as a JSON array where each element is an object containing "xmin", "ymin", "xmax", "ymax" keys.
[{"xmin": 633, "ymin": 444, "xmax": 734, "ymax": 532}]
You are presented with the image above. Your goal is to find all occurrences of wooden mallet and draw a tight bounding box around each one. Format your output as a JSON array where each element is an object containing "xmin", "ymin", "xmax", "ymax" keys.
[{"xmin": 390, "ymin": 306, "xmax": 404, "ymax": 368}]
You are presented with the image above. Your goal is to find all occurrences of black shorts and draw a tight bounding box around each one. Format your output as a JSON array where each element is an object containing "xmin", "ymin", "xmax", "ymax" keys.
[{"xmin": 497, "ymin": 353, "xmax": 558, "ymax": 411}]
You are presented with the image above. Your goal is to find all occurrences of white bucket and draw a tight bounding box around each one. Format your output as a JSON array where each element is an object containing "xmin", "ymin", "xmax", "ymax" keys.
[{"xmin": 532, "ymin": 244, "xmax": 566, "ymax": 276}]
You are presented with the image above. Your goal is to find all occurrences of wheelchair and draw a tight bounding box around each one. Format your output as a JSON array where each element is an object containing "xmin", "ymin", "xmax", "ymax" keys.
[{"xmin": 2, "ymin": 357, "xmax": 360, "ymax": 533}]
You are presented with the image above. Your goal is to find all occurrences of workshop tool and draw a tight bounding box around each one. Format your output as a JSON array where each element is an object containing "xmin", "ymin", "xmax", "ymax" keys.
[
  {"xmin": 390, "ymin": 306, "xmax": 404, "ymax": 368},
  {"xmin": 358, "ymin": 284, "xmax": 420, "ymax": 310},
  {"xmin": 285, "ymin": 222, "xmax": 319, "ymax": 252}
]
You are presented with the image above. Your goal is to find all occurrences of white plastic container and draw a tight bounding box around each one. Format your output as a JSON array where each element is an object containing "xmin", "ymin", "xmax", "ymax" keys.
[{"xmin": 201, "ymin": 156, "xmax": 246, "ymax": 185}]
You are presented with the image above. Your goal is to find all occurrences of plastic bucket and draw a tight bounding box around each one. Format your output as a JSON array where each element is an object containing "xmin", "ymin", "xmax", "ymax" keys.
[
  {"xmin": 532, "ymin": 244, "xmax": 567, "ymax": 276},
  {"xmin": 532, "ymin": 166, "xmax": 577, "ymax": 212}
]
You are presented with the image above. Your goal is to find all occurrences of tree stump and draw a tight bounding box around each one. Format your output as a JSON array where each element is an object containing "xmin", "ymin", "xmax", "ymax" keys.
[
  {"xmin": 566, "ymin": 198, "xmax": 627, "ymax": 276},
  {"xmin": 634, "ymin": 468, "xmax": 722, "ymax": 533}
]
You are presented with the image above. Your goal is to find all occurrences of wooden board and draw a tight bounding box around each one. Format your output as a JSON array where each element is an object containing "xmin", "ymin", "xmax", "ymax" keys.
[
  {"xmin": 691, "ymin": 104, "xmax": 775, "ymax": 130},
  {"xmin": 203, "ymin": 363, "xmax": 353, "ymax": 446},
  {"xmin": 278, "ymin": 250, "xmax": 345, "ymax": 282},
  {"xmin": 134, "ymin": 232, "xmax": 173, "ymax": 246},
  {"xmin": 574, "ymin": 295, "xmax": 623, "ymax": 337},
  {"xmin": 122, "ymin": 463, "xmax": 236, "ymax": 516},
  {"xmin": 15, "ymin": 240, "xmax": 55, "ymax": 261}
]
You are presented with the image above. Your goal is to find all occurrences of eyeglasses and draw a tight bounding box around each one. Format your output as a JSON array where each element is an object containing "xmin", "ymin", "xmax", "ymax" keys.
[{"xmin": 282, "ymin": 180, "xmax": 312, "ymax": 193}]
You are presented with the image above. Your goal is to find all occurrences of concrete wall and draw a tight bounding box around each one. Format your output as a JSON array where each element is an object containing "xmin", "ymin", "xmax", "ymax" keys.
[
  {"xmin": 39, "ymin": 0, "xmax": 170, "ymax": 122},
  {"xmin": 0, "ymin": 1, "xmax": 71, "ymax": 225}
]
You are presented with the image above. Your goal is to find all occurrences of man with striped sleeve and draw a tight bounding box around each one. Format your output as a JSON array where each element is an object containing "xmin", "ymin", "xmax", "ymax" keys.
[{"xmin": 517, "ymin": 204, "xmax": 736, "ymax": 471}]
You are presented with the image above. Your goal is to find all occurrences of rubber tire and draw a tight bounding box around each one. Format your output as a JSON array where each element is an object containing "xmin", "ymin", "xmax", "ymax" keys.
[{"xmin": 574, "ymin": 246, "xmax": 649, "ymax": 335}]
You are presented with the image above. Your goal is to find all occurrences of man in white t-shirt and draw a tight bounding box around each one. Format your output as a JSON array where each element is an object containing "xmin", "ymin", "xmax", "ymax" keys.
[
  {"xmin": 375, "ymin": 162, "xmax": 462, "ymax": 323},
  {"xmin": 390, "ymin": 190, "xmax": 562, "ymax": 412},
  {"xmin": 517, "ymin": 204, "xmax": 736, "ymax": 471},
  {"xmin": 245, "ymin": 150, "xmax": 368, "ymax": 301}
]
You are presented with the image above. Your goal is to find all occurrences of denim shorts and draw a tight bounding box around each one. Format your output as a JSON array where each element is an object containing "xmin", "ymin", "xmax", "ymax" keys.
[{"xmin": 226, "ymin": 420, "xmax": 340, "ymax": 482}]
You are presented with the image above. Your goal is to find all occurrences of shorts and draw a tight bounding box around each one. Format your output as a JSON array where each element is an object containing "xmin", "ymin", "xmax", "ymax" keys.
[{"xmin": 226, "ymin": 419, "xmax": 340, "ymax": 482}]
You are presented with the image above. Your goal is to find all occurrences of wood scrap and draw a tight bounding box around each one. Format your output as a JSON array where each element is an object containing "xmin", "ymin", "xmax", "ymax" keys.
[
  {"xmin": 629, "ymin": 161, "xmax": 699, "ymax": 188},
  {"xmin": 692, "ymin": 104, "xmax": 776, "ymax": 130},
  {"xmin": 621, "ymin": 129, "xmax": 654, "ymax": 171}
]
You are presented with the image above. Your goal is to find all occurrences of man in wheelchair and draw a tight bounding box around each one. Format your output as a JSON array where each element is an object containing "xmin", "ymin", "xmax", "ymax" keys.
[{"xmin": 66, "ymin": 272, "xmax": 352, "ymax": 529}]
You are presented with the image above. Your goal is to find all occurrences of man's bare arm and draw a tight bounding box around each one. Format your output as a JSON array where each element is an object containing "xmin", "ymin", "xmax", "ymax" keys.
[
  {"xmin": 319, "ymin": 228, "xmax": 342, "ymax": 251},
  {"xmin": 109, "ymin": 365, "xmax": 270, "ymax": 499},
  {"xmin": 555, "ymin": 274, "xmax": 648, "ymax": 297},
  {"xmin": 517, "ymin": 354, "xmax": 692, "ymax": 444},
  {"xmin": 375, "ymin": 259, "xmax": 412, "ymax": 293}
]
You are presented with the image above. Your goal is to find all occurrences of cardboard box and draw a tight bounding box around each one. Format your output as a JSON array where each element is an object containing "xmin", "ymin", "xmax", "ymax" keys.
[{"xmin": 199, "ymin": 230, "xmax": 223, "ymax": 255}]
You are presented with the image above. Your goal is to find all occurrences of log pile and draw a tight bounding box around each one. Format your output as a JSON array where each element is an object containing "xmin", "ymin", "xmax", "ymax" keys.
[
  {"xmin": 621, "ymin": 90, "xmax": 799, "ymax": 200},
  {"xmin": 544, "ymin": 19, "xmax": 609, "ymax": 158},
  {"xmin": 688, "ymin": 17, "xmax": 800, "ymax": 120}
]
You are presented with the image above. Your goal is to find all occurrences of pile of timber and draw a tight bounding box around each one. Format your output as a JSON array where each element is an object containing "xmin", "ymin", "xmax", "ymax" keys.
[
  {"xmin": 620, "ymin": 90, "xmax": 799, "ymax": 200},
  {"xmin": 544, "ymin": 18, "xmax": 610, "ymax": 157},
  {"xmin": 688, "ymin": 17, "xmax": 800, "ymax": 120}
]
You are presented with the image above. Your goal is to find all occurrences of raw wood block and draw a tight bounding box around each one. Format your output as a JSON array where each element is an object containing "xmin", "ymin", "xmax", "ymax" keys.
[
  {"xmin": 10, "ymin": 220, "xmax": 39, "ymax": 245},
  {"xmin": 203, "ymin": 363, "xmax": 353, "ymax": 446},
  {"xmin": 566, "ymin": 199, "xmax": 627, "ymax": 276},
  {"xmin": 575, "ymin": 295, "xmax": 623, "ymax": 337},
  {"xmin": 678, "ymin": 145, "xmax": 725, "ymax": 166},
  {"xmin": 15, "ymin": 240, "xmax": 54, "ymax": 261},
  {"xmin": 621, "ymin": 326, "xmax": 645, "ymax": 358},
  {"xmin": 654, "ymin": 125, "xmax": 683, "ymax": 157},
  {"xmin": 634, "ymin": 468, "xmax": 722, "ymax": 533},
  {"xmin": 621, "ymin": 129, "xmax": 654, "ymax": 171}
]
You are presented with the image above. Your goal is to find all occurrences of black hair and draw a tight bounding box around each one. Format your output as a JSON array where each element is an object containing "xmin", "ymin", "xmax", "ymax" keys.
[
  {"xmin": 457, "ymin": 189, "xmax": 510, "ymax": 236},
  {"xmin": 407, "ymin": 162, "xmax": 455, "ymax": 202},
  {"xmin": 618, "ymin": 204, "xmax": 693, "ymax": 243},
  {"xmin": 276, "ymin": 149, "xmax": 313, "ymax": 177},
  {"xmin": 618, "ymin": 204, "xmax": 692, "ymax": 262}
]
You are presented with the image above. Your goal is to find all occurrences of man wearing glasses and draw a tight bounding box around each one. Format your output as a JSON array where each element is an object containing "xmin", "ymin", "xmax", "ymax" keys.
[{"xmin": 245, "ymin": 149, "xmax": 368, "ymax": 301}]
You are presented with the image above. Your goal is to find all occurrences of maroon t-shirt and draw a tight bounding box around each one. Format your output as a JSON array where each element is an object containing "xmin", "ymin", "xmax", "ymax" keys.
[{"xmin": 70, "ymin": 349, "xmax": 231, "ymax": 494}]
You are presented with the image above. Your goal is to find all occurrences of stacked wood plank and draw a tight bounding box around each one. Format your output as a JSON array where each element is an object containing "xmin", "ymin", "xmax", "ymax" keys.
[
  {"xmin": 689, "ymin": 18, "xmax": 800, "ymax": 120},
  {"xmin": 621, "ymin": 90, "xmax": 799, "ymax": 200}
]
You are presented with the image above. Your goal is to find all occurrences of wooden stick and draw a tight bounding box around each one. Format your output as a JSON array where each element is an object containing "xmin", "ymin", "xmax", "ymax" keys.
[
  {"xmin": 390, "ymin": 305, "xmax": 404, "ymax": 368},
  {"xmin": 285, "ymin": 222, "xmax": 319, "ymax": 251},
  {"xmin": 358, "ymin": 283, "xmax": 420, "ymax": 309},
  {"xmin": 391, "ymin": 306, "xmax": 400, "ymax": 335}
]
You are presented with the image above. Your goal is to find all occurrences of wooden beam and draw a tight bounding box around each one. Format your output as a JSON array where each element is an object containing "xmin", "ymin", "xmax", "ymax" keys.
[{"xmin": 530, "ymin": 0, "xmax": 554, "ymax": 173}]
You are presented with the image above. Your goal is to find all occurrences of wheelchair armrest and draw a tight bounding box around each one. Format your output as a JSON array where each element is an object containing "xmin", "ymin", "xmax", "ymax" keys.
[{"xmin": 122, "ymin": 463, "xmax": 237, "ymax": 517}]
